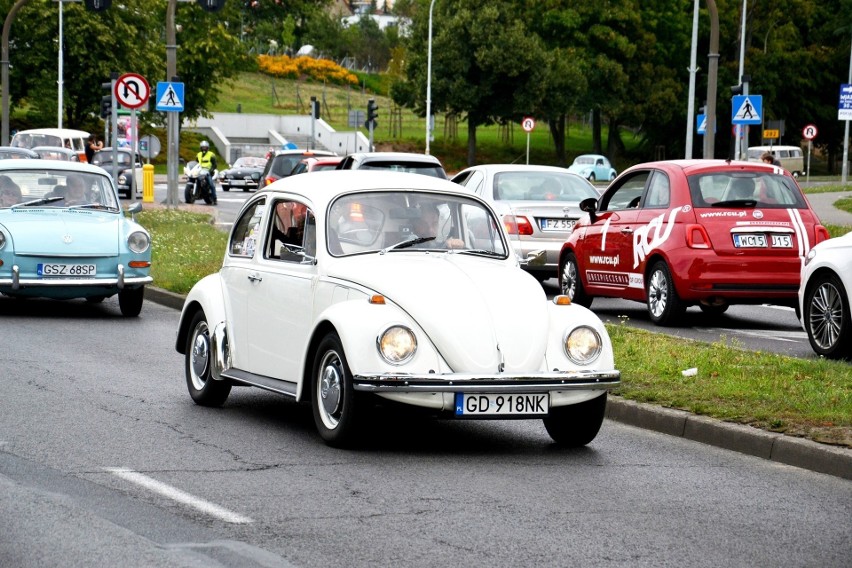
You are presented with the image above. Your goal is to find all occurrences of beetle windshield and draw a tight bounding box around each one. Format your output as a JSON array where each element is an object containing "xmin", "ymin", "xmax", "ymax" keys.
[
  {"xmin": 0, "ymin": 169, "xmax": 120, "ymax": 211},
  {"xmin": 327, "ymin": 190, "xmax": 509, "ymax": 258}
]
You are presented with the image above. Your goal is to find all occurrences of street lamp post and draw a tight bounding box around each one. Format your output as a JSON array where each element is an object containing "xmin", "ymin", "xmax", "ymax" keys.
[
  {"xmin": 2, "ymin": 0, "xmax": 32, "ymax": 146},
  {"xmin": 685, "ymin": 0, "xmax": 699, "ymax": 158},
  {"xmin": 166, "ymin": 0, "xmax": 178, "ymax": 207},
  {"xmin": 425, "ymin": 0, "xmax": 435, "ymax": 155},
  {"xmin": 703, "ymin": 0, "xmax": 720, "ymax": 159}
]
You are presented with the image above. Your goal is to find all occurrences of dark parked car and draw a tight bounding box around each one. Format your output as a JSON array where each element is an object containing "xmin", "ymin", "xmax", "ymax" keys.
[
  {"xmin": 336, "ymin": 152, "xmax": 447, "ymax": 178},
  {"xmin": 219, "ymin": 156, "xmax": 267, "ymax": 192},
  {"xmin": 90, "ymin": 147, "xmax": 143, "ymax": 199},
  {"xmin": 260, "ymin": 149, "xmax": 337, "ymax": 187}
]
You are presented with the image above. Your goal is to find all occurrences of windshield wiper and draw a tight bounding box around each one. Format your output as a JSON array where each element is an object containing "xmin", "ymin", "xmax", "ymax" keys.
[
  {"xmin": 382, "ymin": 236, "xmax": 435, "ymax": 252},
  {"xmin": 457, "ymin": 248, "xmax": 505, "ymax": 257},
  {"xmin": 12, "ymin": 196, "xmax": 65, "ymax": 208},
  {"xmin": 67, "ymin": 203, "xmax": 112, "ymax": 210}
]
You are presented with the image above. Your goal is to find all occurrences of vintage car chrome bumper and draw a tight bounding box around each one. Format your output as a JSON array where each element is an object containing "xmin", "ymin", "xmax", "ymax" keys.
[
  {"xmin": 1, "ymin": 264, "xmax": 152, "ymax": 290},
  {"xmin": 353, "ymin": 370, "xmax": 620, "ymax": 393}
]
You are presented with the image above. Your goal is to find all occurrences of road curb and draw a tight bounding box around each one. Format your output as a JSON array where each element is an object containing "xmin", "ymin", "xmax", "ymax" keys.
[
  {"xmin": 145, "ymin": 285, "xmax": 851, "ymax": 480},
  {"xmin": 606, "ymin": 398, "xmax": 852, "ymax": 480}
]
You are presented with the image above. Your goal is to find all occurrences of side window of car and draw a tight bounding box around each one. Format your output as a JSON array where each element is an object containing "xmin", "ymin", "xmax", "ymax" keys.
[
  {"xmin": 601, "ymin": 172, "xmax": 649, "ymax": 211},
  {"xmin": 230, "ymin": 198, "xmax": 266, "ymax": 257},
  {"xmin": 463, "ymin": 170, "xmax": 484, "ymax": 196},
  {"xmin": 266, "ymin": 199, "xmax": 316, "ymax": 263},
  {"xmin": 643, "ymin": 171, "xmax": 671, "ymax": 209}
]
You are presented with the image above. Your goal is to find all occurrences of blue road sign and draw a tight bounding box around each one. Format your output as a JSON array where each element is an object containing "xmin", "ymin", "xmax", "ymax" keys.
[
  {"xmin": 155, "ymin": 82, "xmax": 184, "ymax": 112},
  {"xmin": 731, "ymin": 95, "xmax": 762, "ymax": 125},
  {"xmin": 838, "ymin": 84, "xmax": 852, "ymax": 120},
  {"xmin": 697, "ymin": 114, "xmax": 706, "ymax": 135}
]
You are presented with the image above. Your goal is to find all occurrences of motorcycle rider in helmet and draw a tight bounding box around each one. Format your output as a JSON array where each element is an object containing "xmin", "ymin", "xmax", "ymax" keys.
[{"xmin": 196, "ymin": 140, "xmax": 218, "ymax": 205}]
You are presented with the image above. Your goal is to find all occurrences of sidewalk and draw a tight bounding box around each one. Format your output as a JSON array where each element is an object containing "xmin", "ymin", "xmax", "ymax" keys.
[{"xmin": 143, "ymin": 286, "xmax": 851, "ymax": 480}]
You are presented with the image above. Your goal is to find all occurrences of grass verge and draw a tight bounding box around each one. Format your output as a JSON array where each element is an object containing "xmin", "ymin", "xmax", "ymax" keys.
[{"xmin": 135, "ymin": 207, "xmax": 852, "ymax": 448}]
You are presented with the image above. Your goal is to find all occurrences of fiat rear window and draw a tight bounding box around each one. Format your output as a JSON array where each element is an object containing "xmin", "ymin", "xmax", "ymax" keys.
[{"xmin": 687, "ymin": 173, "xmax": 807, "ymax": 208}]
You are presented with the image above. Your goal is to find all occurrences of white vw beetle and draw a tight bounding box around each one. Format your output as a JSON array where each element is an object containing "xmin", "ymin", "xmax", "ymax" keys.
[{"xmin": 175, "ymin": 171, "xmax": 620, "ymax": 447}]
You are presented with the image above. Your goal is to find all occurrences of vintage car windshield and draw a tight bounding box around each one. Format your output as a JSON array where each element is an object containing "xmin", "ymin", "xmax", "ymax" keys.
[
  {"xmin": 493, "ymin": 171, "xmax": 599, "ymax": 202},
  {"xmin": 327, "ymin": 190, "xmax": 509, "ymax": 257},
  {"xmin": 0, "ymin": 169, "xmax": 120, "ymax": 211},
  {"xmin": 92, "ymin": 150, "xmax": 133, "ymax": 167},
  {"xmin": 233, "ymin": 157, "xmax": 265, "ymax": 168},
  {"xmin": 687, "ymin": 172, "xmax": 807, "ymax": 209}
]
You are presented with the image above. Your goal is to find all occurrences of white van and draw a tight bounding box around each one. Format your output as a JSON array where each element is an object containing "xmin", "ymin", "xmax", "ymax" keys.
[
  {"xmin": 10, "ymin": 128, "xmax": 90, "ymax": 162},
  {"xmin": 747, "ymin": 145, "xmax": 804, "ymax": 177}
]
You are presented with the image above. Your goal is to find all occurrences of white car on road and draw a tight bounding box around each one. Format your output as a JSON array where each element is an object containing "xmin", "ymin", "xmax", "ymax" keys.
[{"xmin": 175, "ymin": 171, "xmax": 620, "ymax": 447}]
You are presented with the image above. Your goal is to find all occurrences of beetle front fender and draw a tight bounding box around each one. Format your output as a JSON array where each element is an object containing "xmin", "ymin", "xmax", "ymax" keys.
[{"xmin": 175, "ymin": 273, "xmax": 227, "ymax": 354}]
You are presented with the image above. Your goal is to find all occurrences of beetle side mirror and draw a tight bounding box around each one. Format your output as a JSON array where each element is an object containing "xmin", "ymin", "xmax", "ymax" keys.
[{"xmin": 579, "ymin": 197, "xmax": 599, "ymax": 223}]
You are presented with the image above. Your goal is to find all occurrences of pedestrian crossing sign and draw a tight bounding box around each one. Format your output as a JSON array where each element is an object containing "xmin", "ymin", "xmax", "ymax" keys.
[
  {"xmin": 731, "ymin": 94, "xmax": 762, "ymax": 125},
  {"xmin": 155, "ymin": 82, "xmax": 185, "ymax": 112}
]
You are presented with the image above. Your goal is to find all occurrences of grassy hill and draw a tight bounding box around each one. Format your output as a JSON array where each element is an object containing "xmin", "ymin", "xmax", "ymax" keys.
[{"xmin": 210, "ymin": 71, "xmax": 637, "ymax": 174}]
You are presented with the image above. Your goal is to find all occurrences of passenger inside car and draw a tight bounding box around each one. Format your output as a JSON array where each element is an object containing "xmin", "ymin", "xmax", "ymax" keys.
[
  {"xmin": 0, "ymin": 175, "xmax": 22, "ymax": 207},
  {"xmin": 728, "ymin": 178, "xmax": 755, "ymax": 201}
]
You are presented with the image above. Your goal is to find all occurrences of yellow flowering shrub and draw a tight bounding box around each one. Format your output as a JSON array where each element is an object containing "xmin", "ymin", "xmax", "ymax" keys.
[{"xmin": 257, "ymin": 55, "xmax": 359, "ymax": 87}]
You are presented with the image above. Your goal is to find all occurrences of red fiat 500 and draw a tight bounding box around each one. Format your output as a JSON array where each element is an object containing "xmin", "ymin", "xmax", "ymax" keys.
[{"xmin": 558, "ymin": 160, "xmax": 830, "ymax": 325}]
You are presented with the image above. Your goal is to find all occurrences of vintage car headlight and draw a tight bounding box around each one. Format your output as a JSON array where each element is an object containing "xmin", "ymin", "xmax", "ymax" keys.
[
  {"xmin": 804, "ymin": 248, "xmax": 818, "ymax": 266},
  {"xmin": 118, "ymin": 173, "xmax": 128, "ymax": 184},
  {"xmin": 377, "ymin": 325, "xmax": 417, "ymax": 365},
  {"xmin": 564, "ymin": 326, "xmax": 602, "ymax": 365},
  {"xmin": 127, "ymin": 231, "xmax": 151, "ymax": 254},
  {"xmin": 0, "ymin": 231, "xmax": 5, "ymax": 250}
]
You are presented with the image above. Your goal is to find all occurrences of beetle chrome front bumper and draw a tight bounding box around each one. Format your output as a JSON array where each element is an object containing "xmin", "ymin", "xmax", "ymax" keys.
[{"xmin": 353, "ymin": 369, "xmax": 620, "ymax": 393}]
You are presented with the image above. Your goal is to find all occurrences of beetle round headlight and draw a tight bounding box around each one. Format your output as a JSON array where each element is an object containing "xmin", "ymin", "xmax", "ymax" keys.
[
  {"xmin": 118, "ymin": 174, "xmax": 127, "ymax": 184},
  {"xmin": 378, "ymin": 326, "xmax": 417, "ymax": 365},
  {"xmin": 564, "ymin": 326, "xmax": 602, "ymax": 365},
  {"xmin": 127, "ymin": 231, "xmax": 151, "ymax": 254}
]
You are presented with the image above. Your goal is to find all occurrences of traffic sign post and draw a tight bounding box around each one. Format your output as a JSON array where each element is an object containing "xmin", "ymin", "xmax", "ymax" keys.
[
  {"xmin": 114, "ymin": 74, "xmax": 150, "ymax": 201},
  {"xmin": 803, "ymin": 124, "xmax": 818, "ymax": 184},
  {"xmin": 522, "ymin": 117, "xmax": 535, "ymax": 164}
]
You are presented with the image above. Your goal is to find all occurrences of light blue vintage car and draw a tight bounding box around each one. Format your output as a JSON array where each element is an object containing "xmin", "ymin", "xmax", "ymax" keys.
[
  {"xmin": 567, "ymin": 154, "xmax": 617, "ymax": 182},
  {"xmin": 0, "ymin": 160, "xmax": 152, "ymax": 316}
]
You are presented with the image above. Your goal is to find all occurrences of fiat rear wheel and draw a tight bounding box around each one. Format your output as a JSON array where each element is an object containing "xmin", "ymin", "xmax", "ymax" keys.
[
  {"xmin": 646, "ymin": 260, "xmax": 684, "ymax": 326},
  {"xmin": 543, "ymin": 393, "xmax": 607, "ymax": 447},
  {"xmin": 312, "ymin": 333, "xmax": 363, "ymax": 447},
  {"xmin": 560, "ymin": 252, "xmax": 593, "ymax": 308},
  {"xmin": 805, "ymin": 273, "xmax": 851, "ymax": 360}
]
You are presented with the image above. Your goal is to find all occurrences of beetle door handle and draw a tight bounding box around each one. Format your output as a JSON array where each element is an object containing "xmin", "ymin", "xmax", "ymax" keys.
[
  {"xmin": 247, "ymin": 272, "xmax": 262, "ymax": 282},
  {"xmin": 620, "ymin": 227, "xmax": 634, "ymax": 234}
]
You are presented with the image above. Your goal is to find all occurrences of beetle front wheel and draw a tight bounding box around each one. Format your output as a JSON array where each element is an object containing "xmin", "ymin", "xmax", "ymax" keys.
[
  {"xmin": 185, "ymin": 311, "xmax": 231, "ymax": 406},
  {"xmin": 311, "ymin": 333, "xmax": 363, "ymax": 447}
]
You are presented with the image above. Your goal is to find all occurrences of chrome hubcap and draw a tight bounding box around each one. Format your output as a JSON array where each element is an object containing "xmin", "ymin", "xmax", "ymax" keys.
[
  {"xmin": 318, "ymin": 352, "xmax": 343, "ymax": 428},
  {"xmin": 190, "ymin": 322, "xmax": 210, "ymax": 390}
]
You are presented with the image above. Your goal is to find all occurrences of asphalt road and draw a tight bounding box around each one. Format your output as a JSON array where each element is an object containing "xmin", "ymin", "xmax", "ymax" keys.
[{"xmin": 1, "ymin": 295, "xmax": 850, "ymax": 567}]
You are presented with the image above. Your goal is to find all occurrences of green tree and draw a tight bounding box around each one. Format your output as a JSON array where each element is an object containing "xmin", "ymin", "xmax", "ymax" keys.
[{"xmin": 393, "ymin": 0, "xmax": 547, "ymax": 165}]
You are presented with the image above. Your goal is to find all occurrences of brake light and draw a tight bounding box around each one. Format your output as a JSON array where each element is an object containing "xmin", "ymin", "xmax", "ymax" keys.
[
  {"xmin": 815, "ymin": 225, "xmax": 830, "ymax": 245},
  {"xmin": 686, "ymin": 224, "xmax": 711, "ymax": 249},
  {"xmin": 264, "ymin": 176, "xmax": 277, "ymax": 186},
  {"xmin": 503, "ymin": 215, "xmax": 534, "ymax": 236}
]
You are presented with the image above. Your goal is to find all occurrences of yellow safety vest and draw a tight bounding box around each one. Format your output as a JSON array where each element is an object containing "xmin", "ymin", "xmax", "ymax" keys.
[{"xmin": 197, "ymin": 150, "xmax": 215, "ymax": 169}]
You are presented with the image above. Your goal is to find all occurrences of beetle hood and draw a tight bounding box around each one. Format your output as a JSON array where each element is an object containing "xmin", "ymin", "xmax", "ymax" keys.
[
  {"xmin": 0, "ymin": 211, "xmax": 121, "ymax": 255},
  {"xmin": 332, "ymin": 254, "xmax": 549, "ymax": 373}
]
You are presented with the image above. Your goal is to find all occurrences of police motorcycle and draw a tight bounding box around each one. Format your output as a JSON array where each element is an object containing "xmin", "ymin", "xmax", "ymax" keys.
[{"xmin": 184, "ymin": 160, "xmax": 217, "ymax": 204}]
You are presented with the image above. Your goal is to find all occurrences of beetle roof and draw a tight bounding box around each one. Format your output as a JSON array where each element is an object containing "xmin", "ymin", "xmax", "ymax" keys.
[{"xmin": 259, "ymin": 169, "xmax": 476, "ymax": 212}]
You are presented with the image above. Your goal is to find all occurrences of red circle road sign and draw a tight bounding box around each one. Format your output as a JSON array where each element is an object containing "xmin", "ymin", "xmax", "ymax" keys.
[
  {"xmin": 114, "ymin": 73, "xmax": 150, "ymax": 109},
  {"xmin": 521, "ymin": 117, "xmax": 535, "ymax": 133},
  {"xmin": 802, "ymin": 124, "xmax": 818, "ymax": 140}
]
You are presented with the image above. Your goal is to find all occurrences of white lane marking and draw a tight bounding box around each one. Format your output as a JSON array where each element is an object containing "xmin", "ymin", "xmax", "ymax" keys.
[{"xmin": 105, "ymin": 467, "xmax": 252, "ymax": 524}]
